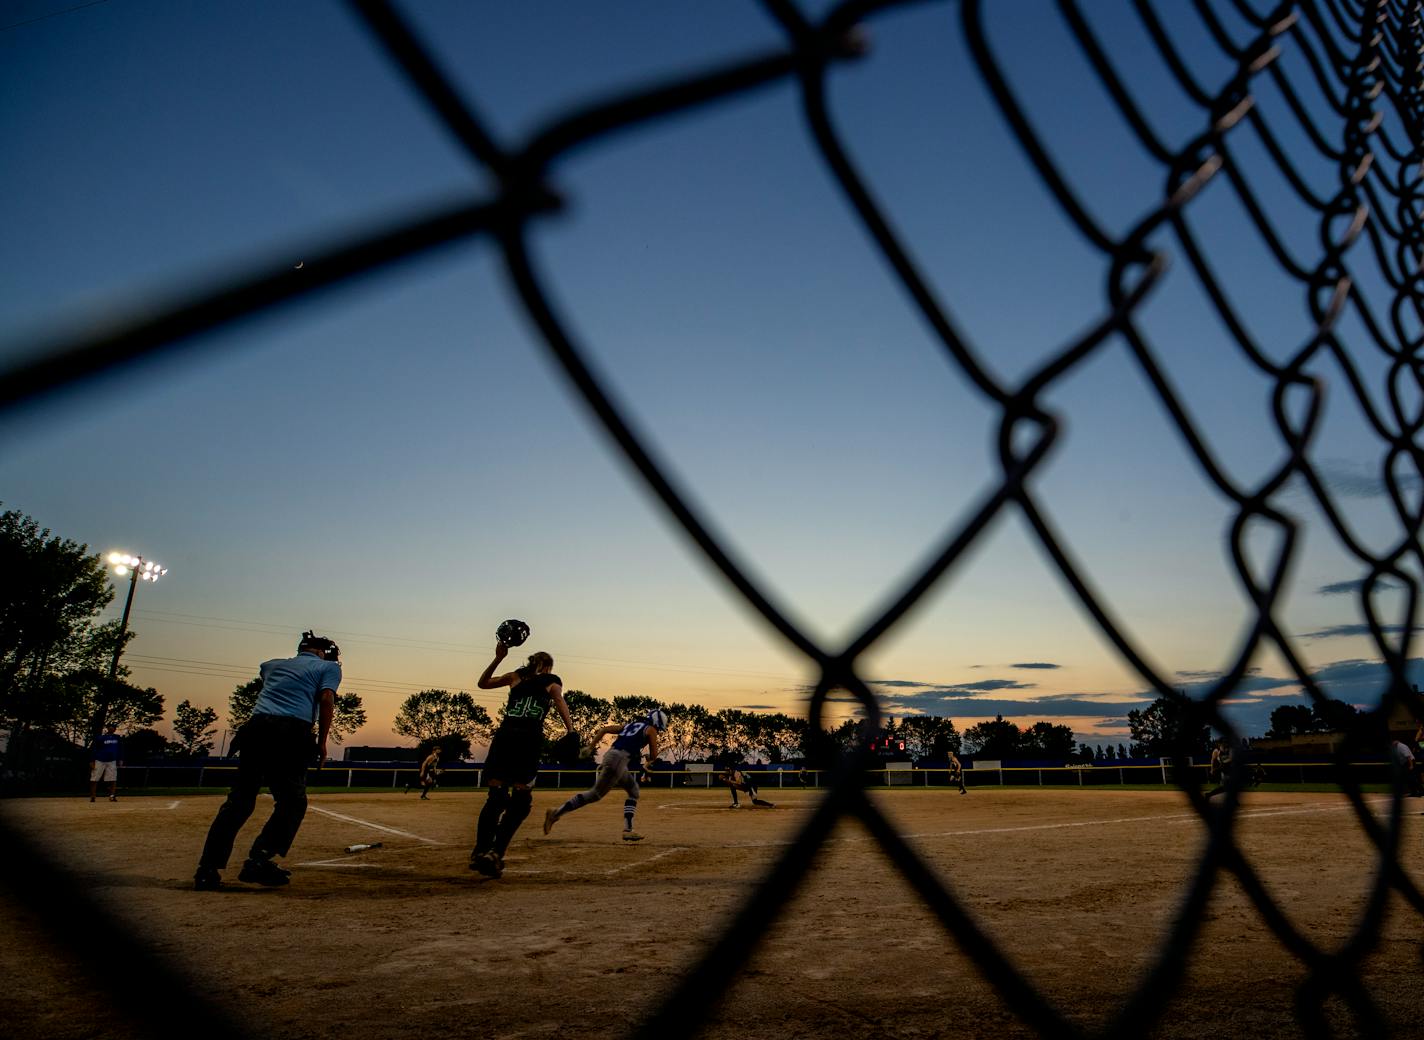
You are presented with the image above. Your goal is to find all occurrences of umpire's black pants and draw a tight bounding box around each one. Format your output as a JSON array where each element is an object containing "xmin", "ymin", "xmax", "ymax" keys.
[{"xmin": 199, "ymin": 713, "xmax": 313, "ymax": 869}]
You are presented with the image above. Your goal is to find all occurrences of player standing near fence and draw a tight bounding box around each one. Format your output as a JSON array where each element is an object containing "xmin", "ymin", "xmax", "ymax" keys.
[
  {"xmin": 404, "ymin": 745, "xmax": 442, "ymax": 799},
  {"xmin": 88, "ymin": 722, "xmax": 122, "ymax": 802},
  {"xmin": 469, "ymin": 640, "xmax": 574, "ymax": 878},
  {"xmin": 948, "ymin": 751, "xmax": 966, "ymax": 795},
  {"xmin": 543, "ymin": 709, "xmax": 667, "ymax": 842},
  {"xmin": 193, "ymin": 631, "xmax": 339, "ymax": 890}
]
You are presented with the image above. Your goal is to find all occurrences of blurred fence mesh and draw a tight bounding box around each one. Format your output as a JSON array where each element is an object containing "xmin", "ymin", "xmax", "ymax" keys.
[{"xmin": 4, "ymin": 0, "xmax": 1424, "ymax": 1036}]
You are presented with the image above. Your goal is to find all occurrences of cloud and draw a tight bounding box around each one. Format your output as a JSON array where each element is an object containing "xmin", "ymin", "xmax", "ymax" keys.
[
  {"xmin": 880, "ymin": 694, "xmax": 1149, "ymax": 718},
  {"xmin": 1301, "ymin": 624, "xmax": 1420, "ymax": 640},
  {"xmin": 1317, "ymin": 578, "xmax": 1402, "ymax": 596},
  {"xmin": 1011, "ymin": 662, "xmax": 1060, "ymax": 670},
  {"xmin": 1304, "ymin": 458, "xmax": 1418, "ymax": 498},
  {"xmin": 732, "ymin": 704, "xmax": 777, "ymax": 711},
  {"xmin": 870, "ymin": 678, "xmax": 1037, "ymax": 695},
  {"xmin": 948, "ymin": 679, "xmax": 1037, "ymax": 692}
]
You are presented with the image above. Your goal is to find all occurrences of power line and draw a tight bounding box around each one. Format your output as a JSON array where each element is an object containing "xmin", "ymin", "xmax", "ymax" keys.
[
  {"xmin": 126, "ymin": 607, "xmax": 805, "ymax": 684},
  {"xmin": 0, "ymin": 0, "xmax": 111, "ymax": 33}
]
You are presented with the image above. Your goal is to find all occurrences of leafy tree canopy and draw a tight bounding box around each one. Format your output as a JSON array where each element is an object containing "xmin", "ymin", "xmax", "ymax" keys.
[
  {"xmin": 172, "ymin": 699, "xmax": 219, "ymax": 757},
  {"xmin": 394, "ymin": 689, "xmax": 493, "ymax": 745}
]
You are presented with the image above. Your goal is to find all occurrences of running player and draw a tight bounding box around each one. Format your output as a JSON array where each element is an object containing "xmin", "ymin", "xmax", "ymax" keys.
[
  {"xmin": 468, "ymin": 640, "xmax": 574, "ymax": 879},
  {"xmin": 404, "ymin": 745, "xmax": 442, "ymax": 799},
  {"xmin": 721, "ymin": 763, "xmax": 774, "ymax": 808},
  {"xmin": 543, "ymin": 708, "xmax": 668, "ymax": 842},
  {"xmin": 948, "ymin": 751, "xmax": 967, "ymax": 795}
]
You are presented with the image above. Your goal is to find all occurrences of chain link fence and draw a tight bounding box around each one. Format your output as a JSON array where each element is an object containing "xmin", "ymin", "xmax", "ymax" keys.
[{"xmin": 4, "ymin": 0, "xmax": 1424, "ymax": 1036}]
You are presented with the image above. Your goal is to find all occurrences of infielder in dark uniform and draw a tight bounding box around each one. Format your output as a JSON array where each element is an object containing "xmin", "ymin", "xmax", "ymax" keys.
[
  {"xmin": 948, "ymin": 751, "xmax": 967, "ymax": 795},
  {"xmin": 404, "ymin": 745, "xmax": 442, "ymax": 799},
  {"xmin": 194, "ymin": 631, "xmax": 339, "ymax": 890},
  {"xmin": 469, "ymin": 640, "xmax": 574, "ymax": 879},
  {"xmin": 721, "ymin": 763, "xmax": 774, "ymax": 808},
  {"xmin": 543, "ymin": 709, "xmax": 667, "ymax": 842}
]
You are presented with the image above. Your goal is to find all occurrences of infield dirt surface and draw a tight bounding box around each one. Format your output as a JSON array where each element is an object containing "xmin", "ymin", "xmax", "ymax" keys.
[{"xmin": 4, "ymin": 786, "xmax": 1422, "ymax": 1039}]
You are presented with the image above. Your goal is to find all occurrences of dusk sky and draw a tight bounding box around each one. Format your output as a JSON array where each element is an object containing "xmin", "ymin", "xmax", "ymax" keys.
[{"xmin": 4, "ymin": 0, "xmax": 1420, "ymax": 752}]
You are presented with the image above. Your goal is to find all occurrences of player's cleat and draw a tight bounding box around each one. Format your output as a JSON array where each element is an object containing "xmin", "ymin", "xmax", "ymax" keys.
[
  {"xmin": 622, "ymin": 831, "xmax": 645, "ymax": 842},
  {"xmin": 469, "ymin": 851, "xmax": 503, "ymax": 878},
  {"xmin": 89, "ymin": 796, "xmax": 95, "ymax": 803},
  {"xmin": 728, "ymin": 802, "xmax": 739, "ymax": 809},
  {"xmin": 543, "ymin": 808, "xmax": 558, "ymax": 835},
  {"xmin": 193, "ymin": 868, "xmax": 222, "ymax": 891},
  {"xmin": 109, "ymin": 795, "xmax": 118, "ymax": 802},
  {"xmin": 238, "ymin": 858, "xmax": 291, "ymax": 887}
]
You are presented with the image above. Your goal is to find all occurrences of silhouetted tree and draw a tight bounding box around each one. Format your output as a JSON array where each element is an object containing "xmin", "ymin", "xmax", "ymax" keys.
[
  {"xmin": 1127, "ymin": 692, "xmax": 1211, "ymax": 756},
  {"xmin": 172, "ymin": 700, "xmax": 219, "ymax": 757},
  {"xmin": 962, "ymin": 715, "xmax": 1021, "ymax": 758},
  {"xmin": 395, "ymin": 689, "xmax": 493, "ymax": 746},
  {"xmin": 1019, "ymin": 721, "xmax": 1076, "ymax": 758}
]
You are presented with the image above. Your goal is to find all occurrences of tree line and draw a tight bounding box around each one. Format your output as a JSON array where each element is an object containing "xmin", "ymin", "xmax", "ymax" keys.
[
  {"xmin": 383, "ymin": 689, "xmax": 1091, "ymax": 764},
  {"xmin": 1, "ymin": 506, "xmax": 1387, "ymax": 781}
]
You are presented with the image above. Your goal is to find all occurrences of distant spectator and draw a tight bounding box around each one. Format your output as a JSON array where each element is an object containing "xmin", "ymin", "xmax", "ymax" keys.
[
  {"xmin": 1390, "ymin": 739, "xmax": 1421, "ymax": 797},
  {"xmin": 89, "ymin": 723, "xmax": 122, "ymax": 803}
]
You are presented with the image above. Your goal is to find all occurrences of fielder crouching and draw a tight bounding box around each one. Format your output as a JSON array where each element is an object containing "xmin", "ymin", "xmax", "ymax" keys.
[{"xmin": 193, "ymin": 630, "xmax": 340, "ymax": 891}]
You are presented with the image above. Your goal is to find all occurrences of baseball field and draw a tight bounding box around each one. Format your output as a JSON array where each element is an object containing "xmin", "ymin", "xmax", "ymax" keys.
[{"xmin": 3, "ymin": 787, "xmax": 1420, "ymax": 1039}]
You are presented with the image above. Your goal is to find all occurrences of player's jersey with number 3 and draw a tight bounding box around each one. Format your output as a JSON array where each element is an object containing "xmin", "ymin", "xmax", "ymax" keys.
[{"xmin": 611, "ymin": 720, "xmax": 653, "ymax": 753}]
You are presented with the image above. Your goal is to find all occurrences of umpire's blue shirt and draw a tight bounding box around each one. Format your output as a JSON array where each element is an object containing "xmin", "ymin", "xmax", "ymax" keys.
[{"xmin": 254, "ymin": 651, "xmax": 342, "ymax": 723}]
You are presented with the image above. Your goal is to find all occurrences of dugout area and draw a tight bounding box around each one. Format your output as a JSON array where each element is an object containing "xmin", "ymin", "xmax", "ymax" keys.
[{"xmin": 1, "ymin": 787, "xmax": 1420, "ymax": 1039}]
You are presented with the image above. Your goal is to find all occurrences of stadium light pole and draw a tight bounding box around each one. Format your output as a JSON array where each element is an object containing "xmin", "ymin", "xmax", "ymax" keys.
[{"xmin": 94, "ymin": 551, "xmax": 169, "ymax": 737}]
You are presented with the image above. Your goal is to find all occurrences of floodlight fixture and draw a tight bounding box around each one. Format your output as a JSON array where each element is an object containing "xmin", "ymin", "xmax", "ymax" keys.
[{"xmin": 96, "ymin": 548, "xmax": 172, "ymax": 736}]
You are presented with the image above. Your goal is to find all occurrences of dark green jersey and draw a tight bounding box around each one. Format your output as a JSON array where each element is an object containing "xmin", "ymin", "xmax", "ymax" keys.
[{"xmin": 499, "ymin": 672, "xmax": 561, "ymax": 733}]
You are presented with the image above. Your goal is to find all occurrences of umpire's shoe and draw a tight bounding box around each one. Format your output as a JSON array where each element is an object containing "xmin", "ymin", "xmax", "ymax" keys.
[
  {"xmin": 238, "ymin": 858, "xmax": 292, "ymax": 887},
  {"xmin": 193, "ymin": 868, "xmax": 223, "ymax": 891}
]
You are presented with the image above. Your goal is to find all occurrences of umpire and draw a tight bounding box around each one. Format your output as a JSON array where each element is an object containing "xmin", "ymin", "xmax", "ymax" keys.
[{"xmin": 193, "ymin": 630, "xmax": 341, "ymax": 891}]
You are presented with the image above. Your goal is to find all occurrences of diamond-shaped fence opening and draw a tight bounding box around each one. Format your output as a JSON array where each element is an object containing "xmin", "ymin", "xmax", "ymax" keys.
[{"xmin": 2, "ymin": 1, "xmax": 1423, "ymax": 1037}]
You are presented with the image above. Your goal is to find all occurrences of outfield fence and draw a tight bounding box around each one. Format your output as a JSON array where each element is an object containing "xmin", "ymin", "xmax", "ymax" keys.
[
  {"xmin": 4, "ymin": 0, "xmax": 1424, "ymax": 1037},
  {"xmin": 103, "ymin": 760, "xmax": 1411, "ymax": 791}
]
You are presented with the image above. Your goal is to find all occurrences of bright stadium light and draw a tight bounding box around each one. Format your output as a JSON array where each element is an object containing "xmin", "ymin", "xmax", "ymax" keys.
[{"xmin": 97, "ymin": 549, "xmax": 172, "ymax": 735}]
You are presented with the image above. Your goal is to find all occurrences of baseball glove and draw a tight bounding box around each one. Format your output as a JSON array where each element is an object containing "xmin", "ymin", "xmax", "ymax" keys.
[{"xmin": 552, "ymin": 731, "xmax": 582, "ymax": 764}]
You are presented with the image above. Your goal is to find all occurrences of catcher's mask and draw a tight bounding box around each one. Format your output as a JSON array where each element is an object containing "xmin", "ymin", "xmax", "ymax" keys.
[
  {"xmin": 298, "ymin": 630, "xmax": 340, "ymax": 662},
  {"xmin": 496, "ymin": 618, "xmax": 530, "ymax": 647}
]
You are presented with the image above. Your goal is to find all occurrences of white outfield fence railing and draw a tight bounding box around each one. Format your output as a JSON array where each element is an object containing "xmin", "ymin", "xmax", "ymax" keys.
[{"xmin": 106, "ymin": 760, "xmax": 1402, "ymax": 791}]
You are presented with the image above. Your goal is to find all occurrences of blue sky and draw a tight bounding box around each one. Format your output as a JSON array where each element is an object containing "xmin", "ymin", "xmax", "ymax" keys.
[{"xmin": 3, "ymin": 1, "xmax": 1418, "ymax": 749}]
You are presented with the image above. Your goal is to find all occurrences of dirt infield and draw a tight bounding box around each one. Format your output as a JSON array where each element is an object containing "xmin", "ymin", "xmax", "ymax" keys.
[{"xmin": 3, "ymin": 787, "xmax": 1421, "ymax": 1039}]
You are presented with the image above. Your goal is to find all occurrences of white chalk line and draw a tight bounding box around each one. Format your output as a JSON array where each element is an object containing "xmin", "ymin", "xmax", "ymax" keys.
[
  {"xmin": 307, "ymin": 805, "xmax": 444, "ymax": 845},
  {"xmin": 658, "ymin": 802, "xmax": 804, "ymax": 812},
  {"xmin": 507, "ymin": 845, "xmax": 688, "ymax": 877},
  {"xmin": 102, "ymin": 799, "xmax": 181, "ymax": 812},
  {"xmin": 704, "ymin": 798, "xmax": 1397, "ymax": 851}
]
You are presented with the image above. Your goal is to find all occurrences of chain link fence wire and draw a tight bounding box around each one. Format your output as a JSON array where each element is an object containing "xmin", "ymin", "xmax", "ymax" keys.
[{"xmin": 3, "ymin": 0, "xmax": 1424, "ymax": 1036}]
